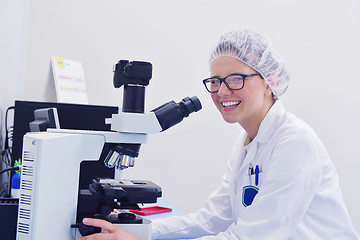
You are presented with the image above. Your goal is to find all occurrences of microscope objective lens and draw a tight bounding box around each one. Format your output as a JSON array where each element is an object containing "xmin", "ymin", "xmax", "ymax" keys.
[{"xmin": 104, "ymin": 150, "xmax": 121, "ymax": 168}]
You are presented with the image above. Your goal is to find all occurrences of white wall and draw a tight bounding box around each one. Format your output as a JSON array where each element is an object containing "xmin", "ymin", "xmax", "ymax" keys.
[
  {"xmin": 0, "ymin": 0, "xmax": 28, "ymax": 189},
  {"xmin": 1, "ymin": 0, "xmax": 359, "ymax": 234}
]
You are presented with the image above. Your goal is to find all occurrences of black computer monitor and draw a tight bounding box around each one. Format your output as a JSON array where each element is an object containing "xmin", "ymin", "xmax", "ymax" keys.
[{"xmin": 12, "ymin": 100, "xmax": 119, "ymax": 189}]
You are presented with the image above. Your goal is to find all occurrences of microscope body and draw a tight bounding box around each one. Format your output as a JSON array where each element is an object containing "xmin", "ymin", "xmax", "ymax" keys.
[
  {"xmin": 16, "ymin": 128, "xmax": 155, "ymax": 240},
  {"xmin": 15, "ymin": 107, "xmax": 161, "ymax": 240}
]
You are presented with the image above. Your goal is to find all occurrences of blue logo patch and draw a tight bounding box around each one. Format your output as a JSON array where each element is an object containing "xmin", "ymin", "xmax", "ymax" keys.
[{"xmin": 242, "ymin": 185, "xmax": 259, "ymax": 207}]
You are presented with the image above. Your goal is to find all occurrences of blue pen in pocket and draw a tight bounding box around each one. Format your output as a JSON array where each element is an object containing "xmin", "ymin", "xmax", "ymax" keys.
[{"xmin": 255, "ymin": 165, "xmax": 259, "ymax": 186}]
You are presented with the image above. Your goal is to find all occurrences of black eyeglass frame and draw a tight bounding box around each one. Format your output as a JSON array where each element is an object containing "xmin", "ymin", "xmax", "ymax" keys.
[{"xmin": 202, "ymin": 73, "xmax": 261, "ymax": 93}]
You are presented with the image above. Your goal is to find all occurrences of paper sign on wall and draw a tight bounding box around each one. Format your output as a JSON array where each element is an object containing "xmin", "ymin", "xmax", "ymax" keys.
[{"xmin": 51, "ymin": 56, "xmax": 88, "ymax": 104}]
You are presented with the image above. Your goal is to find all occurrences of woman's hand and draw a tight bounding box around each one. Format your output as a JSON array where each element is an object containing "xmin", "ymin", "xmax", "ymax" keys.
[{"xmin": 78, "ymin": 218, "xmax": 141, "ymax": 240}]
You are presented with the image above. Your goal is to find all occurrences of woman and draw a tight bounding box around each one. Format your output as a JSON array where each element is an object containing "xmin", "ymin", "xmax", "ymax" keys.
[{"xmin": 80, "ymin": 29, "xmax": 358, "ymax": 240}]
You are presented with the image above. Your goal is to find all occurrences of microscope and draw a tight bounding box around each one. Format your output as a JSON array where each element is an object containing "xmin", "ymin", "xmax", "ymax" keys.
[{"xmin": 15, "ymin": 60, "xmax": 201, "ymax": 240}]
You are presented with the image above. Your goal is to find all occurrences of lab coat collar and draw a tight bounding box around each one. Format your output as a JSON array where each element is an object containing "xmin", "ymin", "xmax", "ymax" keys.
[
  {"xmin": 235, "ymin": 100, "xmax": 285, "ymax": 176},
  {"xmin": 252, "ymin": 100, "xmax": 285, "ymax": 144}
]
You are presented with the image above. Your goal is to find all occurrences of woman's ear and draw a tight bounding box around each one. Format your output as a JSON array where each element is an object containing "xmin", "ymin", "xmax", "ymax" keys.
[{"xmin": 264, "ymin": 83, "xmax": 273, "ymax": 98}]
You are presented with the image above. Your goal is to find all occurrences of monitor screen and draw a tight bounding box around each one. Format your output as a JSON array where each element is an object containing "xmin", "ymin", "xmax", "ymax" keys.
[{"xmin": 12, "ymin": 100, "xmax": 119, "ymax": 189}]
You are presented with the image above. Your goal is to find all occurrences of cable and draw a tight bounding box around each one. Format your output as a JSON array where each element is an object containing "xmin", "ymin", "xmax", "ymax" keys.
[
  {"xmin": 0, "ymin": 166, "xmax": 20, "ymax": 175},
  {"xmin": 1, "ymin": 106, "xmax": 15, "ymax": 196},
  {"xmin": 1, "ymin": 106, "xmax": 14, "ymax": 167},
  {"xmin": 4, "ymin": 106, "xmax": 15, "ymax": 149}
]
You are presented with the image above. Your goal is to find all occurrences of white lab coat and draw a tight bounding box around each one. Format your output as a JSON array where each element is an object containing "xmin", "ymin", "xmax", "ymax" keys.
[{"xmin": 152, "ymin": 101, "xmax": 358, "ymax": 239}]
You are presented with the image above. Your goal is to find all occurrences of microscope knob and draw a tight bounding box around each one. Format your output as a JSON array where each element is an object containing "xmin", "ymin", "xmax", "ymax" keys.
[{"xmin": 78, "ymin": 220, "xmax": 102, "ymax": 236}]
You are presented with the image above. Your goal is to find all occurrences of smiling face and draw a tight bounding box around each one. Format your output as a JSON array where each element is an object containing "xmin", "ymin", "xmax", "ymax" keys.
[{"xmin": 210, "ymin": 57, "xmax": 274, "ymax": 137}]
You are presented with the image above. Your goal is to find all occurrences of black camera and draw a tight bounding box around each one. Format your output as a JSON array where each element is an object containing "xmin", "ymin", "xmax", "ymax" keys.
[
  {"xmin": 113, "ymin": 60, "xmax": 152, "ymax": 88},
  {"xmin": 113, "ymin": 60, "xmax": 153, "ymax": 114}
]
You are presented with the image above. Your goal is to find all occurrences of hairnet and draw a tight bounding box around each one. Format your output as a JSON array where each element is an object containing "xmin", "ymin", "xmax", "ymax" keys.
[{"xmin": 209, "ymin": 29, "xmax": 290, "ymax": 98}]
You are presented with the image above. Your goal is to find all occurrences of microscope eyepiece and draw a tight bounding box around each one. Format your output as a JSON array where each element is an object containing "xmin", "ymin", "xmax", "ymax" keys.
[
  {"xmin": 151, "ymin": 96, "xmax": 202, "ymax": 132},
  {"xmin": 180, "ymin": 96, "xmax": 202, "ymax": 117}
]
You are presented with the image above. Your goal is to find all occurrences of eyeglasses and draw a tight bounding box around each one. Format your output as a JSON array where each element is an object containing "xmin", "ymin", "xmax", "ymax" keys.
[{"xmin": 202, "ymin": 73, "xmax": 261, "ymax": 93}]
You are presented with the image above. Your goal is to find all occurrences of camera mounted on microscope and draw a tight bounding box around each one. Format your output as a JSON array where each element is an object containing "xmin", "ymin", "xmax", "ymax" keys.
[
  {"xmin": 105, "ymin": 60, "xmax": 202, "ymax": 170},
  {"xmin": 113, "ymin": 60, "xmax": 152, "ymax": 114}
]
